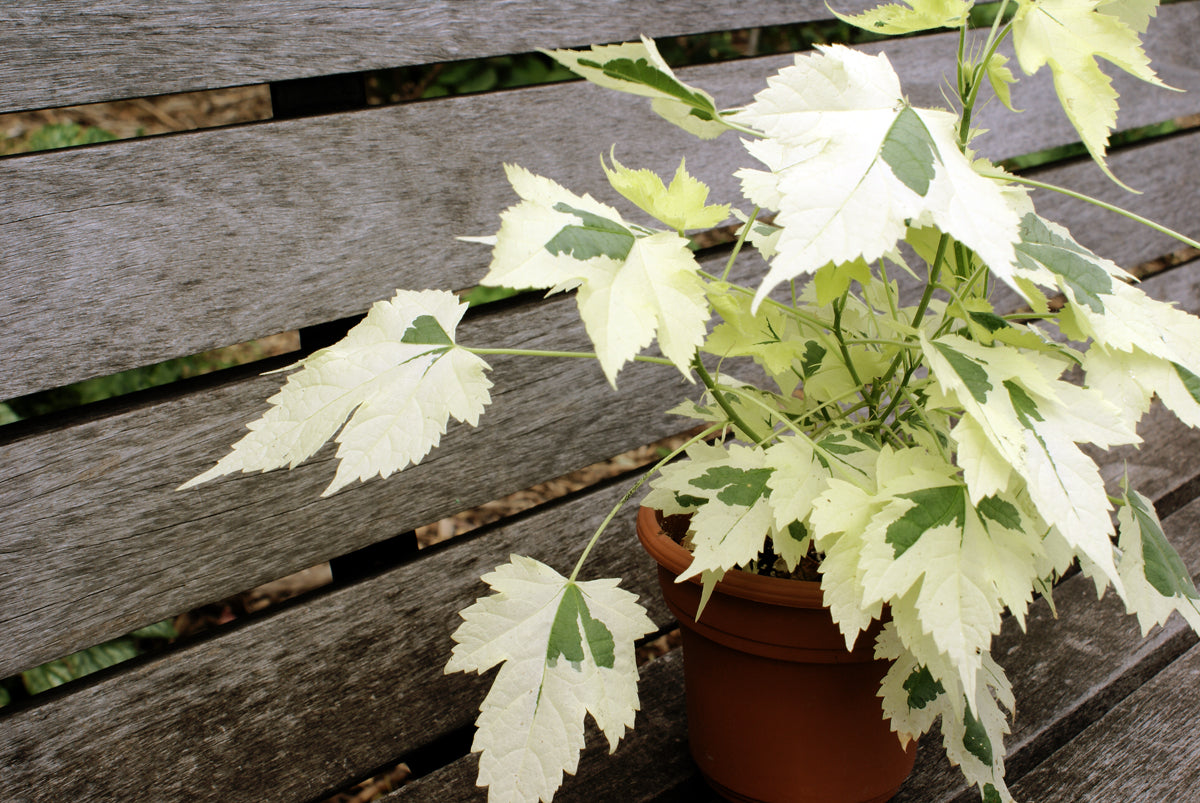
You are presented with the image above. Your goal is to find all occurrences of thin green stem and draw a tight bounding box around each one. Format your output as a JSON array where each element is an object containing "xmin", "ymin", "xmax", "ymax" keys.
[
  {"xmin": 723, "ymin": 207, "xmax": 761, "ymax": 281},
  {"xmin": 959, "ymin": 2, "xmax": 1014, "ymax": 146},
  {"xmin": 1004, "ymin": 174, "xmax": 1200, "ymax": 251},
  {"xmin": 876, "ymin": 233, "xmax": 950, "ymax": 398},
  {"xmin": 831, "ymin": 294, "xmax": 868, "ymax": 398},
  {"xmin": 568, "ymin": 424, "xmax": 722, "ymax": 582},
  {"xmin": 900, "ymin": 385, "xmax": 950, "ymax": 462},
  {"xmin": 692, "ymin": 354, "xmax": 767, "ymax": 444}
]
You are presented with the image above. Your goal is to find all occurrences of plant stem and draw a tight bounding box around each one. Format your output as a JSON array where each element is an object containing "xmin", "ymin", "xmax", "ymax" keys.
[
  {"xmin": 1003, "ymin": 174, "xmax": 1200, "ymax": 251},
  {"xmin": 831, "ymin": 293, "xmax": 869, "ymax": 398},
  {"xmin": 568, "ymin": 424, "xmax": 722, "ymax": 582},
  {"xmin": 691, "ymin": 354, "xmax": 767, "ymax": 444},
  {"xmin": 875, "ymin": 232, "xmax": 950, "ymax": 408},
  {"xmin": 723, "ymin": 207, "xmax": 760, "ymax": 281}
]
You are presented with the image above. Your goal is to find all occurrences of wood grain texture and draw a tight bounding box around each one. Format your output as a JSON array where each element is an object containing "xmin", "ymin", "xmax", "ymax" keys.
[
  {"xmin": 0, "ymin": 0, "xmax": 871, "ymax": 113},
  {"xmin": 1010, "ymin": 643, "xmax": 1200, "ymax": 802},
  {"xmin": 4, "ymin": 5, "xmax": 1199, "ymax": 400},
  {"xmin": 0, "ymin": 291, "xmax": 704, "ymax": 678},
  {"xmin": 0, "ymin": 481, "xmax": 679, "ymax": 803}
]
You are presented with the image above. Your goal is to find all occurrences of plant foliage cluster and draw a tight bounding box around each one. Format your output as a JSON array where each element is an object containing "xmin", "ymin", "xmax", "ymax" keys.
[{"xmin": 185, "ymin": 0, "xmax": 1200, "ymax": 800}]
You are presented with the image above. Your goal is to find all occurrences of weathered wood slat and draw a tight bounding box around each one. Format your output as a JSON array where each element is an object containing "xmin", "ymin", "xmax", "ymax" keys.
[
  {"xmin": 0, "ymin": 479, "xmax": 676, "ymax": 803},
  {"xmin": 4, "ymin": 5, "xmax": 1198, "ymax": 400},
  {"xmin": 0, "ymin": 293, "xmax": 698, "ymax": 678},
  {"xmin": 1010, "ymin": 643, "xmax": 1200, "ymax": 801},
  {"xmin": 0, "ymin": 0, "xmax": 869, "ymax": 114}
]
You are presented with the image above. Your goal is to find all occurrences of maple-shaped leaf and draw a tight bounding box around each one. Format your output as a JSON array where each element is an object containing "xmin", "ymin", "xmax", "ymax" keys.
[
  {"xmin": 602, "ymin": 152, "xmax": 729, "ymax": 231},
  {"xmin": 1117, "ymin": 488, "xmax": 1200, "ymax": 635},
  {"xmin": 475, "ymin": 164, "xmax": 709, "ymax": 385},
  {"xmin": 852, "ymin": 448, "xmax": 1043, "ymax": 696},
  {"xmin": 833, "ymin": 0, "xmax": 972, "ymax": 34},
  {"xmin": 445, "ymin": 555, "xmax": 655, "ymax": 803},
  {"xmin": 921, "ymin": 333, "xmax": 1139, "ymax": 590},
  {"xmin": 1011, "ymin": 0, "xmax": 1170, "ymax": 184},
  {"xmin": 180, "ymin": 290, "xmax": 492, "ymax": 496},
  {"xmin": 544, "ymin": 36, "xmax": 727, "ymax": 139},
  {"xmin": 642, "ymin": 441, "xmax": 779, "ymax": 609},
  {"xmin": 730, "ymin": 45, "xmax": 1025, "ymax": 308}
]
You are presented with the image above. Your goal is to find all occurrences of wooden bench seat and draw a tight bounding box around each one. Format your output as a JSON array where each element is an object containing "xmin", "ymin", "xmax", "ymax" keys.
[{"xmin": 3, "ymin": 2, "xmax": 1200, "ymax": 801}]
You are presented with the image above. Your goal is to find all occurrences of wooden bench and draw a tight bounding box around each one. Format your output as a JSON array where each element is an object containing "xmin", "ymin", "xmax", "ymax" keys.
[{"xmin": 3, "ymin": 2, "xmax": 1200, "ymax": 801}]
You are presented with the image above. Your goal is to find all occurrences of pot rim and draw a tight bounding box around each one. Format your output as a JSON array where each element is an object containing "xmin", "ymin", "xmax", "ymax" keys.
[{"xmin": 636, "ymin": 505, "xmax": 827, "ymax": 610}]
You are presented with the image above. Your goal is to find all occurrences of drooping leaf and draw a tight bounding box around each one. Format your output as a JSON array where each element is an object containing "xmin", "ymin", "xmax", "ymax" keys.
[
  {"xmin": 833, "ymin": 0, "xmax": 973, "ymax": 34},
  {"xmin": 574, "ymin": 231, "xmax": 710, "ymax": 385},
  {"xmin": 603, "ymin": 152, "xmax": 729, "ymax": 231},
  {"xmin": 851, "ymin": 447, "xmax": 1043, "ymax": 696},
  {"xmin": 922, "ymin": 333, "xmax": 1139, "ymax": 591},
  {"xmin": 544, "ymin": 37, "xmax": 727, "ymax": 139},
  {"xmin": 1011, "ymin": 0, "xmax": 1170, "ymax": 183},
  {"xmin": 1013, "ymin": 213, "xmax": 1117, "ymax": 313},
  {"xmin": 1117, "ymin": 487, "xmax": 1200, "ymax": 635},
  {"xmin": 180, "ymin": 289, "xmax": 492, "ymax": 497},
  {"xmin": 730, "ymin": 45, "xmax": 1025, "ymax": 309},
  {"xmin": 446, "ymin": 556, "xmax": 655, "ymax": 803},
  {"xmin": 877, "ymin": 624, "xmax": 1016, "ymax": 802}
]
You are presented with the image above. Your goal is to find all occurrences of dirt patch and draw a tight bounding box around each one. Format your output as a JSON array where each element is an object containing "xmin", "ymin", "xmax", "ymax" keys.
[{"xmin": 1, "ymin": 85, "xmax": 271, "ymax": 153}]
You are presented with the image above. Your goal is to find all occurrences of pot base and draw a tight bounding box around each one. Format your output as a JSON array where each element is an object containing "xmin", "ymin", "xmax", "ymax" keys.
[{"xmin": 637, "ymin": 506, "xmax": 915, "ymax": 803}]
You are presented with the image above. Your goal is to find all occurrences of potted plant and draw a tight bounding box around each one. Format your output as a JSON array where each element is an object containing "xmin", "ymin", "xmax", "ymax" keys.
[{"xmin": 181, "ymin": 0, "xmax": 1200, "ymax": 800}]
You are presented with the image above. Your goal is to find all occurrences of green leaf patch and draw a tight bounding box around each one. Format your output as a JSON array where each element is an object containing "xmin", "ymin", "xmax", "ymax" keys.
[
  {"xmin": 547, "ymin": 584, "xmax": 617, "ymax": 669},
  {"xmin": 545, "ymin": 202, "xmax": 636, "ymax": 261}
]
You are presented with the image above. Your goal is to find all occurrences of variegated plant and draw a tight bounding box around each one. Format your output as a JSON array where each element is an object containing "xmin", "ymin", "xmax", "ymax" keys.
[{"xmin": 183, "ymin": 1, "xmax": 1200, "ymax": 800}]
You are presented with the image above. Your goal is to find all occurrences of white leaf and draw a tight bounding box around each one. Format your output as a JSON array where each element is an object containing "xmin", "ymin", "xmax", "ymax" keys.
[
  {"xmin": 876, "ymin": 624, "xmax": 1016, "ymax": 802},
  {"xmin": 729, "ymin": 45, "xmax": 1024, "ymax": 308},
  {"xmin": 1012, "ymin": 213, "xmax": 1200, "ymax": 428},
  {"xmin": 180, "ymin": 289, "xmax": 491, "ymax": 496},
  {"xmin": 446, "ymin": 556, "xmax": 655, "ymax": 803},
  {"xmin": 477, "ymin": 165, "xmax": 708, "ymax": 385},
  {"xmin": 576, "ymin": 232, "xmax": 709, "ymax": 385}
]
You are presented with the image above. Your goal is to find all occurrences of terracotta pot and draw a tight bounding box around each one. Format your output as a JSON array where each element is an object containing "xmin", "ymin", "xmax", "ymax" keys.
[{"xmin": 636, "ymin": 506, "xmax": 916, "ymax": 803}]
